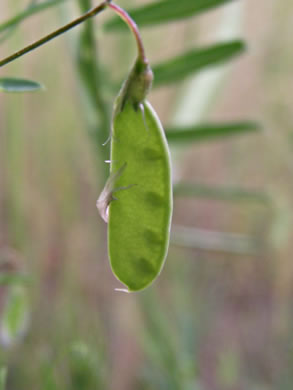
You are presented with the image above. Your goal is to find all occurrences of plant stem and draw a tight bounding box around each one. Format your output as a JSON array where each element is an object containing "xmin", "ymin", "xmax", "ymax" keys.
[
  {"xmin": 107, "ymin": 2, "xmax": 146, "ymax": 62},
  {"xmin": 0, "ymin": 0, "xmax": 108, "ymax": 68}
]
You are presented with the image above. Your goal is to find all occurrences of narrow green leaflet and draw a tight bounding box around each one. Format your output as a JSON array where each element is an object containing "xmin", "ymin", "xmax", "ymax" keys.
[
  {"xmin": 174, "ymin": 183, "xmax": 271, "ymax": 204},
  {"xmin": 166, "ymin": 121, "xmax": 260, "ymax": 144},
  {"xmin": 0, "ymin": 0, "xmax": 66, "ymax": 34},
  {"xmin": 171, "ymin": 225, "xmax": 259, "ymax": 255},
  {"xmin": 0, "ymin": 78, "xmax": 43, "ymax": 92},
  {"xmin": 0, "ymin": 368, "xmax": 7, "ymax": 390},
  {"xmin": 107, "ymin": 101, "xmax": 172, "ymax": 291},
  {"xmin": 153, "ymin": 41, "xmax": 245, "ymax": 87},
  {"xmin": 105, "ymin": 0, "xmax": 236, "ymax": 30}
]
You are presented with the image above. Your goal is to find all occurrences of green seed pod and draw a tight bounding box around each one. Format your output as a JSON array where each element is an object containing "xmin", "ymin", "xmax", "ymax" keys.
[{"xmin": 97, "ymin": 58, "xmax": 173, "ymax": 292}]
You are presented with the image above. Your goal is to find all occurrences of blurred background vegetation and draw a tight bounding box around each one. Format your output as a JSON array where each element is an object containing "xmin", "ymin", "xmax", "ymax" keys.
[{"xmin": 0, "ymin": 0, "xmax": 292, "ymax": 389}]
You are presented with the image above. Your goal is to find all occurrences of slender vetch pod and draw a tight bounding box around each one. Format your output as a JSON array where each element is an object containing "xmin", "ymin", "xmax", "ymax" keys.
[
  {"xmin": 108, "ymin": 99, "xmax": 172, "ymax": 291},
  {"xmin": 97, "ymin": 2, "xmax": 173, "ymax": 291}
]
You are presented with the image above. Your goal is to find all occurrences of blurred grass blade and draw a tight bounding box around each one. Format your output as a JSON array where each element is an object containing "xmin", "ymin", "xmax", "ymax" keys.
[
  {"xmin": 0, "ymin": 286, "xmax": 30, "ymax": 347},
  {"xmin": 0, "ymin": 0, "xmax": 66, "ymax": 34},
  {"xmin": 174, "ymin": 183, "xmax": 271, "ymax": 204},
  {"xmin": 171, "ymin": 225, "xmax": 260, "ymax": 255},
  {"xmin": 0, "ymin": 368, "xmax": 7, "ymax": 390},
  {"xmin": 166, "ymin": 121, "xmax": 260, "ymax": 143},
  {"xmin": 0, "ymin": 272, "xmax": 31, "ymax": 286},
  {"xmin": 140, "ymin": 293, "xmax": 180, "ymax": 379},
  {"xmin": 153, "ymin": 40, "xmax": 245, "ymax": 87},
  {"xmin": 69, "ymin": 341, "xmax": 105, "ymax": 389},
  {"xmin": 105, "ymin": 0, "xmax": 236, "ymax": 30},
  {"xmin": 0, "ymin": 78, "xmax": 43, "ymax": 92}
]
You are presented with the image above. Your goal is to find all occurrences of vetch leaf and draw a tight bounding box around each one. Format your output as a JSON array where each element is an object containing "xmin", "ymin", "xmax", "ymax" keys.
[
  {"xmin": 105, "ymin": 0, "xmax": 236, "ymax": 30},
  {"xmin": 153, "ymin": 40, "xmax": 245, "ymax": 87},
  {"xmin": 0, "ymin": 77, "xmax": 43, "ymax": 92},
  {"xmin": 170, "ymin": 0, "xmax": 245, "ymax": 125},
  {"xmin": 166, "ymin": 121, "xmax": 260, "ymax": 144},
  {"xmin": 171, "ymin": 225, "xmax": 260, "ymax": 255},
  {"xmin": 174, "ymin": 183, "xmax": 271, "ymax": 204}
]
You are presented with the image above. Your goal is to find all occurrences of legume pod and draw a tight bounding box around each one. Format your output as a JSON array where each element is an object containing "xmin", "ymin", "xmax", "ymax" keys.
[{"xmin": 107, "ymin": 100, "xmax": 172, "ymax": 291}]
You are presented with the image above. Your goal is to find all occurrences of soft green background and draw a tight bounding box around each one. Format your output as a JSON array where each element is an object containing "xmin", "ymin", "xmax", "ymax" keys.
[{"xmin": 0, "ymin": 0, "xmax": 292, "ymax": 389}]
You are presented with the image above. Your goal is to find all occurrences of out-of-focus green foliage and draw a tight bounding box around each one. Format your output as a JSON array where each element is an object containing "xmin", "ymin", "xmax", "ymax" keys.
[
  {"xmin": 173, "ymin": 182, "xmax": 270, "ymax": 203},
  {"xmin": 0, "ymin": 286, "xmax": 29, "ymax": 347},
  {"xmin": 0, "ymin": 78, "xmax": 43, "ymax": 92},
  {"xmin": 166, "ymin": 121, "xmax": 260, "ymax": 143},
  {"xmin": 0, "ymin": 272, "xmax": 30, "ymax": 286},
  {"xmin": 105, "ymin": 0, "xmax": 236, "ymax": 29},
  {"xmin": 68, "ymin": 341, "xmax": 105, "ymax": 390},
  {"xmin": 0, "ymin": 368, "xmax": 7, "ymax": 390},
  {"xmin": 0, "ymin": 0, "xmax": 67, "ymax": 34},
  {"xmin": 153, "ymin": 41, "xmax": 245, "ymax": 87}
]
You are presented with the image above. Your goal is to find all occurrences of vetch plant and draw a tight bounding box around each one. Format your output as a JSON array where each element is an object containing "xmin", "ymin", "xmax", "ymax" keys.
[
  {"xmin": 0, "ymin": 1, "xmax": 277, "ymax": 388},
  {"xmin": 96, "ymin": 2, "xmax": 172, "ymax": 291},
  {"xmin": 0, "ymin": 0, "xmax": 261, "ymax": 293},
  {"xmin": 0, "ymin": 0, "xmax": 173, "ymax": 292}
]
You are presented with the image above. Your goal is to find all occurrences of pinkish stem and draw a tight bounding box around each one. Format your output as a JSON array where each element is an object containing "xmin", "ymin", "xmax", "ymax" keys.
[{"xmin": 107, "ymin": 1, "xmax": 147, "ymax": 62}]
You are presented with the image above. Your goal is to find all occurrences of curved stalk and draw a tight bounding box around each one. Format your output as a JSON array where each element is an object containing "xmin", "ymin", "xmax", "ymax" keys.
[{"xmin": 107, "ymin": 2, "xmax": 146, "ymax": 62}]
